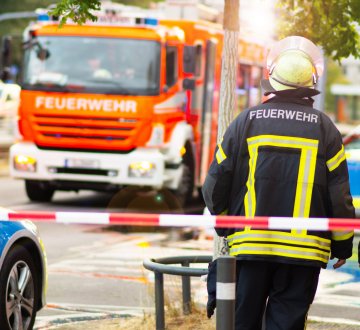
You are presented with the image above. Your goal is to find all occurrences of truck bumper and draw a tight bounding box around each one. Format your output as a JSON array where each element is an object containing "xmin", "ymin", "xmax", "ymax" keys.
[{"xmin": 10, "ymin": 142, "xmax": 182, "ymax": 190}]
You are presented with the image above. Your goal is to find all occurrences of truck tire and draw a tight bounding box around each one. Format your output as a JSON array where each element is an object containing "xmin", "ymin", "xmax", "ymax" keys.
[
  {"xmin": 25, "ymin": 180, "xmax": 54, "ymax": 202},
  {"xmin": 173, "ymin": 162, "xmax": 194, "ymax": 207}
]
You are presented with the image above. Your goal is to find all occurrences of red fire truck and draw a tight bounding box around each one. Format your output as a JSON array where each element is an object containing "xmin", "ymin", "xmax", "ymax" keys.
[{"xmin": 8, "ymin": 2, "xmax": 265, "ymax": 205}]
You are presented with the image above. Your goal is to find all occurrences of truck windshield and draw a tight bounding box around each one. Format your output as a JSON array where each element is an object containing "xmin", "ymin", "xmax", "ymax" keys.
[{"xmin": 23, "ymin": 36, "xmax": 161, "ymax": 95}]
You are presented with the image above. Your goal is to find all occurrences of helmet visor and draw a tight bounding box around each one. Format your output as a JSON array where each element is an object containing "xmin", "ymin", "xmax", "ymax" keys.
[{"xmin": 267, "ymin": 36, "xmax": 324, "ymax": 78}]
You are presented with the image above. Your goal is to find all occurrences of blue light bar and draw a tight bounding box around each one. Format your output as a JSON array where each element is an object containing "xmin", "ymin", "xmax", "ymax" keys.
[
  {"xmin": 38, "ymin": 14, "xmax": 50, "ymax": 21},
  {"xmin": 144, "ymin": 18, "xmax": 158, "ymax": 26},
  {"xmin": 36, "ymin": 9, "xmax": 50, "ymax": 22}
]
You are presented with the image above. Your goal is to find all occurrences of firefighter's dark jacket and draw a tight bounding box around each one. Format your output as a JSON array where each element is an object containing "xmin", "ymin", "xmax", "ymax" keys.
[{"xmin": 202, "ymin": 88, "xmax": 355, "ymax": 269}]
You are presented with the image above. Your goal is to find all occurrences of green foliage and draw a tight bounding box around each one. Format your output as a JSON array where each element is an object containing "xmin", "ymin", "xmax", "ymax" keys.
[
  {"xmin": 49, "ymin": 0, "xmax": 101, "ymax": 26},
  {"xmin": 276, "ymin": 0, "xmax": 360, "ymax": 61},
  {"xmin": 49, "ymin": 0, "xmax": 163, "ymax": 25}
]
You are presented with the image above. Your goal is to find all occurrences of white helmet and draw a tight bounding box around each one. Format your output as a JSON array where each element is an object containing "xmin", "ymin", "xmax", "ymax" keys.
[{"xmin": 266, "ymin": 36, "xmax": 324, "ymax": 91}]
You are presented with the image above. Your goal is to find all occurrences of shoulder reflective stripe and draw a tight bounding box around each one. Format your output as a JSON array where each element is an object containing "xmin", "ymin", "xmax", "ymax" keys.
[
  {"xmin": 244, "ymin": 135, "xmax": 319, "ymax": 220},
  {"xmin": 327, "ymin": 145, "xmax": 346, "ymax": 172},
  {"xmin": 229, "ymin": 244, "xmax": 329, "ymax": 263},
  {"xmin": 227, "ymin": 232, "xmax": 330, "ymax": 250},
  {"xmin": 216, "ymin": 143, "xmax": 227, "ymax": 164},
  {"xmin": 331, "ymin": 230, "xmax": 354, "ymax": 241}
]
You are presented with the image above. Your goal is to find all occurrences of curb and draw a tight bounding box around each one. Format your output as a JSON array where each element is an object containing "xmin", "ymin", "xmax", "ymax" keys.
[{"xmin": 0, "ymin": 154, "xmax": 9, "ymax": 177}]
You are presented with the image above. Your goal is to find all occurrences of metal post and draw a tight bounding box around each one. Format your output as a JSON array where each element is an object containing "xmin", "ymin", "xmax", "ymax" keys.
[
  {"xmin": 154, "ymin": 271, "xmax": 165, "ymax": 330},
  {"xmin": 181, "ymin": 260, "xmax": 191, "ymax": 315},
  {"xmin": 216, "ymin": 256, "xmax": 236, "ymax": 330}
]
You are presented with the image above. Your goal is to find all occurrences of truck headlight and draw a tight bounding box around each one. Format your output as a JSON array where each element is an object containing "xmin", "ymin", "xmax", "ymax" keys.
[
  {"xmin": 13, "ymin": 155, "xmax": 37, "ymax": 172},
  {"xmin": 128, "ymin": 161, "xmax": 156, "ymax": 178}
]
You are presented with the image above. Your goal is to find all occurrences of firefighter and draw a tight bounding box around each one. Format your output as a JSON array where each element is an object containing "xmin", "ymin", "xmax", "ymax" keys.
[{"xmin": 202, "ymin": 36, "xmax": 355, "ymax": 330}]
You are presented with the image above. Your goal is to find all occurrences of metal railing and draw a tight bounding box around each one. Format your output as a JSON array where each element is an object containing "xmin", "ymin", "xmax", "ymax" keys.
[{"xmin": 143, "ymin": 255, "xmax": 212, "ymax": 330}]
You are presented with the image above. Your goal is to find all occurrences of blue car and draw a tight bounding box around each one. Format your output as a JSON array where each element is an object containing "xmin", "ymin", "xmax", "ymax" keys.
[
  {"xmin": 0, "ymin": 216, "xmax": 47, "ymax": 330},
  {"xmin": 344, "ymin": 125, "xmax": 360, "ymax": 217}
]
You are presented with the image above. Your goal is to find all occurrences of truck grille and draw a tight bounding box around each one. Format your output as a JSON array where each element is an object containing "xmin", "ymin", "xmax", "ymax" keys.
[{"xmin": 32, "ymin": 114, "xmax": 147, "ymax": 150}]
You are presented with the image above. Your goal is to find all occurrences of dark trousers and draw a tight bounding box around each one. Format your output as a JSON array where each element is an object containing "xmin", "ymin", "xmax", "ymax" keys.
[{"xmin": 235, "ymin": 260, "xmax": 320, "ymax": 330}]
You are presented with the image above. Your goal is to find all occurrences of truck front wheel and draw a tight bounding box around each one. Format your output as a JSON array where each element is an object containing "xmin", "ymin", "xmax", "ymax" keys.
[
  {"xmin": 173, "ymin": 163, "xmax": 194, "ymax": 207},
  {"xmin": 25, "ymin": 180, "xmax": 55, "ymax": 202}
]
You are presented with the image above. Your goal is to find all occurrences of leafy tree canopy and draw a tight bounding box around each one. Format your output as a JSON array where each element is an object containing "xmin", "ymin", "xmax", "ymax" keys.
[
  {"xmin": 2, "ymin": 0, "xmax": 359, "ymax": 61},
  {"xmin": 50, "ymin": 0, "xmax": 101, "ymax": 26},
  {"xmin": 276, "ymin": 0, "xmax": 360, "ymax": 61}
]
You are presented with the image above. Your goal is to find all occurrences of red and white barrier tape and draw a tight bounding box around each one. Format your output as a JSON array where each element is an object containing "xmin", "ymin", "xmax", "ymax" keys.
[{"xmin": 0, "ymin": 211, "xmax": 359, "ymax": 230}]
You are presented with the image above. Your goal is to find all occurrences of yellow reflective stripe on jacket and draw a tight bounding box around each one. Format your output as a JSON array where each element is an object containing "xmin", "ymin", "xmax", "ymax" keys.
[
  {"xmin": 229, "ymin": 243, "xmax": 330, "ymax": 264},
  {"xmin": 244, "ymin": 135, "xmax": 318, "ymax": 220},
  {"xmin": 216, "ymin": 143, "xmax": 227, "ymax": 164},
  {"xmin": 245, "ymin": 145, "xmax": 258, "ymax": 217},
  {"xmin": 247, "ymin": 135, "xmax": 319, "ymax": 148},
  {"xmin": 353, "ymin": 197, "xmax": 360, "ymax": 209},
  {"xmin": 331, "ymin": 230, "xmax": 354, "ymax": 241},
  {"xmin": 293, "ymin": 146, "xmax": 318, "ymax": 218},
  {"xmin": 326, "ymin": 145, "xmax": 346, "ymax": 172},
  {"xmin": 227, "ymin": 230, "xmax": 331, "ymax": 250}
]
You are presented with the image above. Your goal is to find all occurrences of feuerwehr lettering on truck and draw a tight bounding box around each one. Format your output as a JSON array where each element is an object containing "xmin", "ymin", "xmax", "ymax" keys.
[{"xmin": 35, "ymin": 96, "xmax": 137, "ymax": 113}]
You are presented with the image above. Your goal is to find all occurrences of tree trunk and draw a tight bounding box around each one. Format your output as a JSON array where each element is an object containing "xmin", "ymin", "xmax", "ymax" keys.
[{"xmin": 213, "ymin": 0, "xmax": 240, "ymax": 259}]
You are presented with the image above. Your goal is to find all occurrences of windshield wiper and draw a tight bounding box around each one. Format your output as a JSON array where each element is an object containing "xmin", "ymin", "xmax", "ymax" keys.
[{"xmin": 28, "ymin": 82, "xmax": 85, "ymax": 93}]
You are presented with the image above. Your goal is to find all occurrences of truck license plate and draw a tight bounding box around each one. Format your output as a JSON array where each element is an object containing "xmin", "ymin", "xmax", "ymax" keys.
[{"xmin": 65, "ymin": 158, "xmax": 100, "ymax": 169}]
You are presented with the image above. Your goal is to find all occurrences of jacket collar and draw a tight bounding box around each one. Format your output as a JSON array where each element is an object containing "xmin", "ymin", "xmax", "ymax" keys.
[{"xmin": 261, "ymin": 79, "xmax": 320, "ymax": 107}]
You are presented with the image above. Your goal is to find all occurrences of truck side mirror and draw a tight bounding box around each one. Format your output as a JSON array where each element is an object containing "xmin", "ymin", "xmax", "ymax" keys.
[
  {"xmin": 183, "ymin": 45, "xmax": 196, "ymax": 74},
  {"xmin": 36, "ymin": 48, "xmax": 50, "ymax": 61},
  {"xmin": 183, "ymin": 78, "xmax": 195, "ymax": 91}
]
